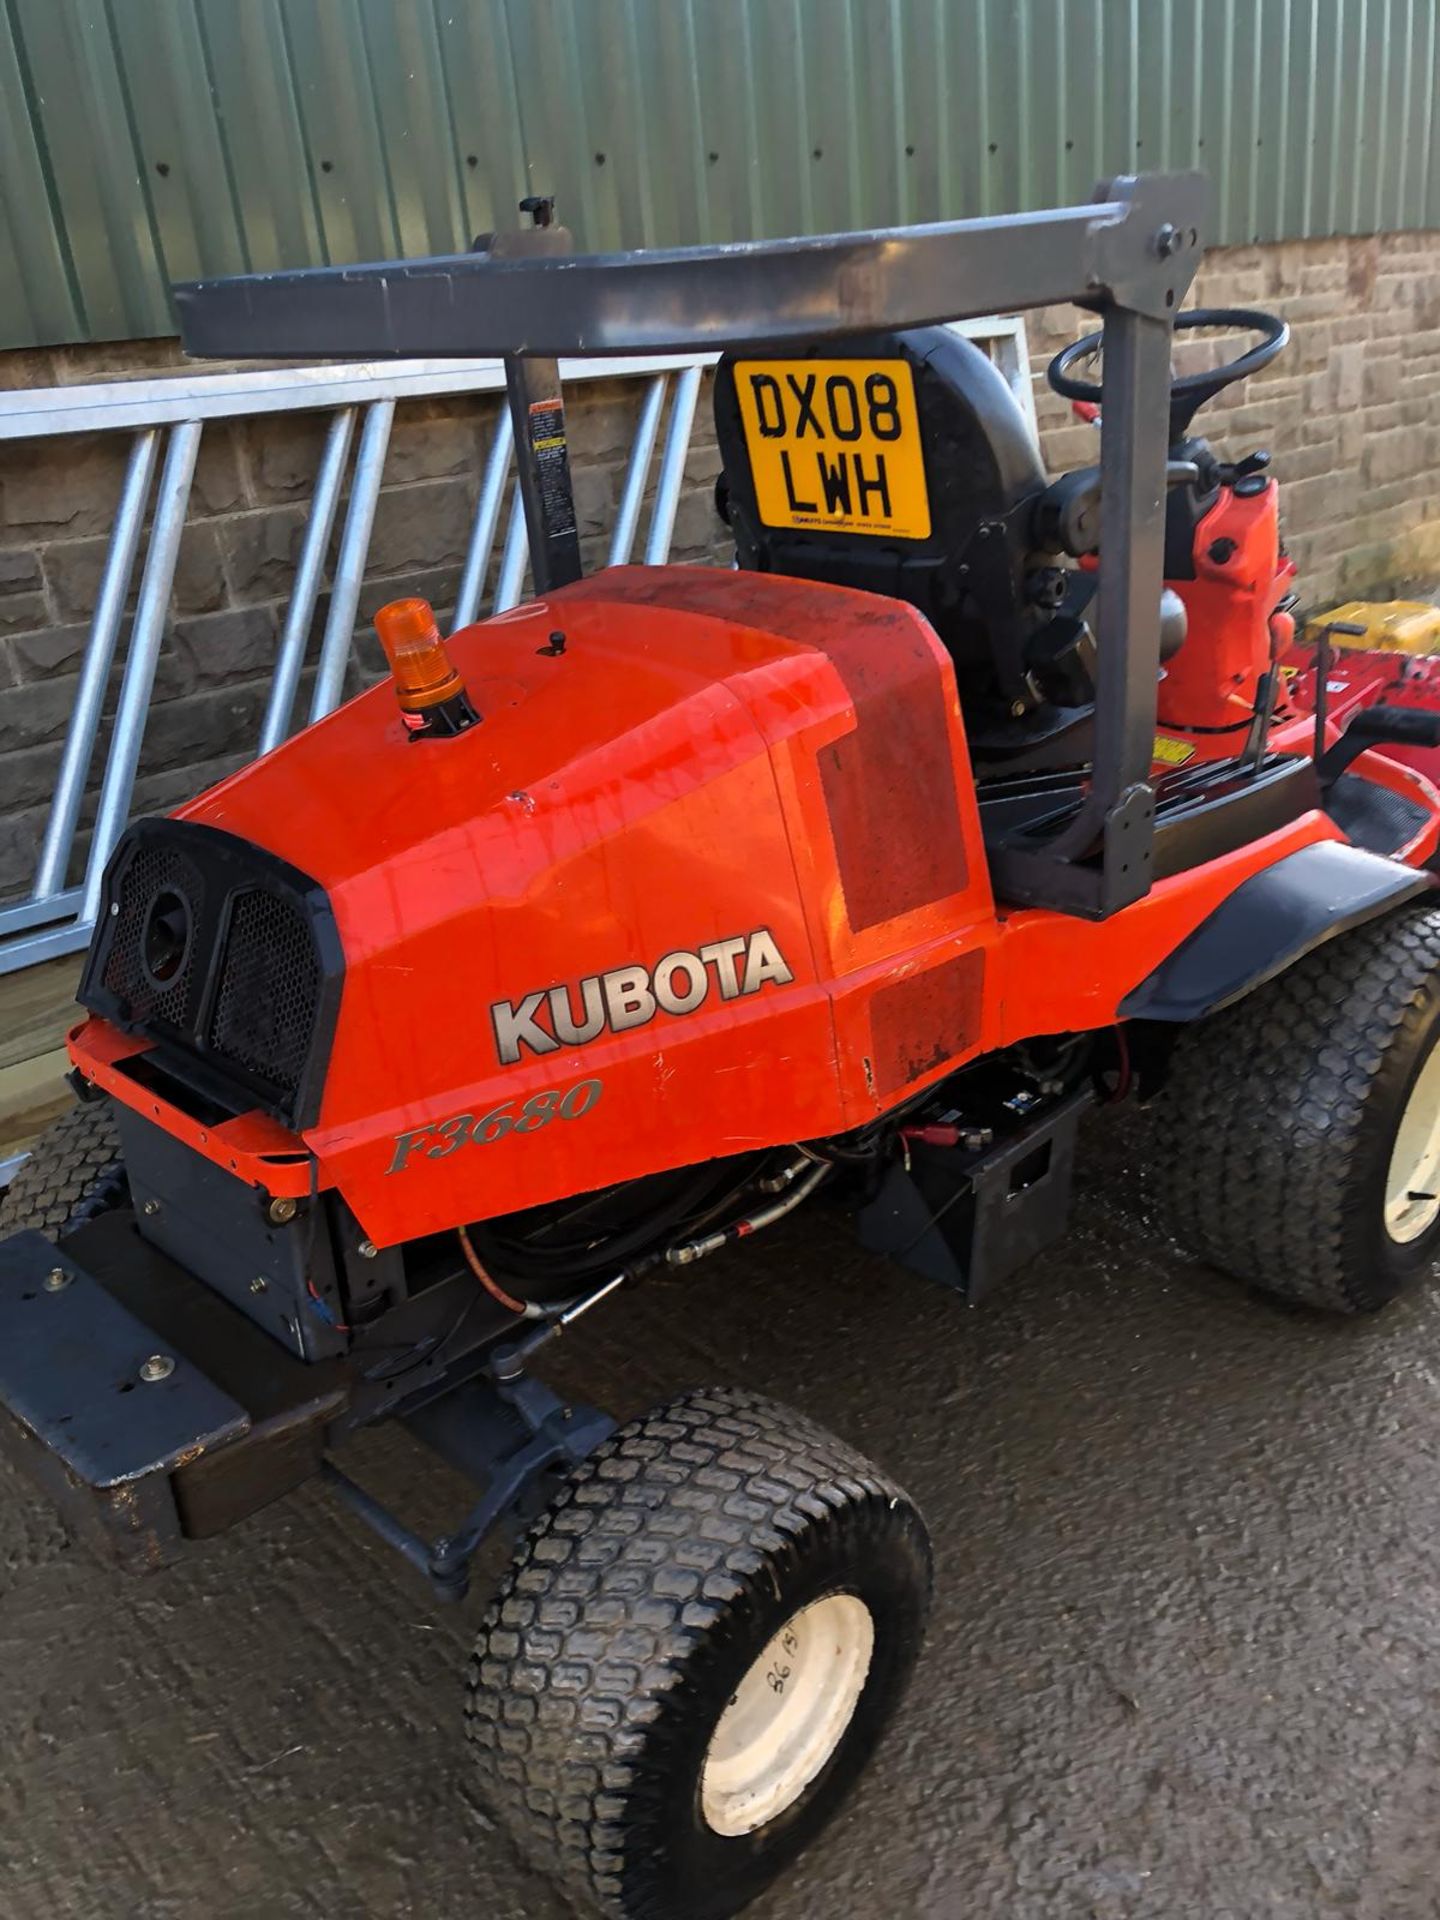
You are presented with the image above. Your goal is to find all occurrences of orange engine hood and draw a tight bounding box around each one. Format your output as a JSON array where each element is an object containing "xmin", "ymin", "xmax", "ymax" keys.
[{"xmin": 78, "ymin": 567, "xmax": 995, "ymax": 1245}]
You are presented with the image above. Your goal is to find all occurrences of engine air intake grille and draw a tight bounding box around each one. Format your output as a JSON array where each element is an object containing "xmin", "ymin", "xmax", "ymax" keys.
[
  {"xmin": 79, "ymin": 818, "xmax": 343, "ymax": 1131},
  {"xmin": 209, "ymin": 890, "xmax": 322, "ymax": 1095},
  {"xmin": 101, "ymin": 841, "xmax": 206, "ymax": 1029}
]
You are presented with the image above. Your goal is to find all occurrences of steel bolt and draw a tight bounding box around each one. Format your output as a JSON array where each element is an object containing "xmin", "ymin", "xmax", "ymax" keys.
[
  {"xmin": 43, "ymin": 1267, "xmax": 70, "ymax": 1292},
  {"xmin": 1153, "ymin": 222, "xmax": 1181, "ymax": 258},
  {"xmin": 139, "ymin": 1354, "xmax": 176, "ymax": 1383},
  {"xmin": 357, "ymin": 1239, "xmax": 378, "ymax": 1260},
  {"xmin": 142, "ymin": 1199, "xmax": 160, "ymax": 1217},
  {"xmin": 250, "ymin": 1276, "xmax": 268, "ymax": 1294},
  {"xmin": 267, "ymin": 1197, "xmax": 298, "ymax": 1225}
]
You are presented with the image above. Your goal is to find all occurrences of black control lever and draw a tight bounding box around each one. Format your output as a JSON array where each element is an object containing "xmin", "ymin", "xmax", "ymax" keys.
[
  {"xmin": 1319, "ymin": 701, "xmax": 1440, "ymax": 788},
  {"xmin": 1240, "ymin": 666, "xmax": 1283, "ymax": 775},
  {"xmin": 1309, "ymin": 620, "xmax": 1367, "ymax": 772},
  {"xmin": 1219, "ymin": 449, "xmax": 1271, "ymax": 486}
]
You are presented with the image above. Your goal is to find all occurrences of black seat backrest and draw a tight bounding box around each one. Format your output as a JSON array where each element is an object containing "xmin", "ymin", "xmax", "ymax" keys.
[{"xmin": 713, "ymin": 327, "xmax": 1052, "ymax": 722}]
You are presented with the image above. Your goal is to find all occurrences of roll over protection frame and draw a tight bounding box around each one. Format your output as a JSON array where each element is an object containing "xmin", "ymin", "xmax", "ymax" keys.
[{"xmin": 175, "ymin": 172, "xmax": 1208, "ymax": 920}]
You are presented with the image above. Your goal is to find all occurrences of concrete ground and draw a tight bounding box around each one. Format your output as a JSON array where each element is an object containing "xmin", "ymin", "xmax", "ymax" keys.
[{"xmin": 4, "ymin": 1123, "xmax": 1440, "ymax": 1920}]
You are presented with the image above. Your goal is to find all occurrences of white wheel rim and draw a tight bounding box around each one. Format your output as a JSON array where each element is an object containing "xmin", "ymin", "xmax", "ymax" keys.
[
  {"xmin": 700, "ymin": 1593, "xmax": 874, "ymax": 1839},
  {"xmin": 1386, "ymin": 1042, "xmax": 1440, "ymax": 1244}
]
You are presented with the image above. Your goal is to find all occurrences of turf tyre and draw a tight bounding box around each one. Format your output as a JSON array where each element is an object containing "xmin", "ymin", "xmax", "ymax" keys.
[
  {"xmin": 464, "ymin": 1385, "xmax": 931, "ymax": 1920},
  {"xmin": 1151, "ymin": 900, "xmax": 1440, "ymax": 1312},
  {"xmin": 0, "ymin": 1101, "xmax": 125, "ymax": 1236}
]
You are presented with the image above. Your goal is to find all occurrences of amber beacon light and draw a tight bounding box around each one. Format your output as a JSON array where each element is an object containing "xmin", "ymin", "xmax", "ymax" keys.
[{"xmin": 374, "ymin": 597, "xmax": 480, "ymax": 737}]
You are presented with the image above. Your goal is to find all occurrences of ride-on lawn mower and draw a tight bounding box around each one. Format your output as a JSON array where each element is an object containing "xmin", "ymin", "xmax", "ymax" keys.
[{"xmin": 5, "ymin": 171, "xmax": 1440, "ymax": 1920}]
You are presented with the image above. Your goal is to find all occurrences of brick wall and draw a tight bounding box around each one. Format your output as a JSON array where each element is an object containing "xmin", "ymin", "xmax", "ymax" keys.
[{"xmin": 1, "ymin": 227, "xmax": 1438, "ymax": 908}]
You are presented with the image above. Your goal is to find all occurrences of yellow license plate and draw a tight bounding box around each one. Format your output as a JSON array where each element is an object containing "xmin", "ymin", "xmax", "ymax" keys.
[{"xmin": 734, "ymin": 359, "xmax": 932, "ymax": 541}]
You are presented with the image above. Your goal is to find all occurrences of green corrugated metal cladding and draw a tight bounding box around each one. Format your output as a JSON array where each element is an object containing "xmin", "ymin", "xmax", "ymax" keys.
[{"xmin": 3, "ymin": 0, "xmax": 1439, "ymax": 351}]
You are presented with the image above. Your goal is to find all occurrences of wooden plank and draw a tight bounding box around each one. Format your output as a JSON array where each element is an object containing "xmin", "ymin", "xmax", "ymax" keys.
[
  {"xmin": 0, "ymin": 1049, "xmax": 72, "ymax": 1159},
  {"xmin": 0, "ymin": 958, "xmax": 82, "ymax": 1157},
  {"xmin": 0, "ymin": 955, "xmax": 82, "ymax": 1073}
]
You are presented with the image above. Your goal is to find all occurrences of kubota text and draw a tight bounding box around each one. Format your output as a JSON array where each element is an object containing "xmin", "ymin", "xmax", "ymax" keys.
[{"xmin": 490, "ymin": 929, "xmax": 795, "ymax": 1066}]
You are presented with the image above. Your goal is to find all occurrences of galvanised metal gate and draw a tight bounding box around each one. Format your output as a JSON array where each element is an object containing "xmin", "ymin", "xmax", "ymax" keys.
[
  {"xmin": 0, "ymin": 350, "xmax": 714, "ymax": 976},
  {"xmin": 0, "ymin": 315, "xmax": 1034, "ymax": 978}
]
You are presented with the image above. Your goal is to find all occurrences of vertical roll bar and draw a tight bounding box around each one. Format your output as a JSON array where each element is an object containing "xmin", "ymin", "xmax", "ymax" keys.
[
  {"xmin": 502, "ymin": 355, "xmax": 583, "ymax": 596},
  {"xmin": 1010, "ymin": 306, "xmax": 1174, "ymax": 901}
]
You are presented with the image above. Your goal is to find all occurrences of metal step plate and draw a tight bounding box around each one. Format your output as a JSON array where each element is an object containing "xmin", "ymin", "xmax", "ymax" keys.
[{"xmin": 0, "ymin": 1229, "xmax": 249, "ymax": 1491}]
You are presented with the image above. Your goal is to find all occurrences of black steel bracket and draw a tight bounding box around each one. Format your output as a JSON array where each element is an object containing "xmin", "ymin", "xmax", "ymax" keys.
[{"xmin": 322, "ymin": 1349, "xmax": 613, "ymax": 1602}]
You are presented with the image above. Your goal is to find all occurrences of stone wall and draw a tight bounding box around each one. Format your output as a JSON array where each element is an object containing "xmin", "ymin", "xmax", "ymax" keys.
[
  {"xmin": 1030, "ymin": 230, "xmax": 1440, "ymax": 606},
  {"xmin": 1, "ymin": 226, "xmax": 1438, "ymax": 906},
  {"xmin": 0, "ymin": 353, "xmax": 729, "ymax": 902}
]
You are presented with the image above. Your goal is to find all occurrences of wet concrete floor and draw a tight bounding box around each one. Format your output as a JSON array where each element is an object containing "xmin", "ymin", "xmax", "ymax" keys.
[{"xmin": 4, "ymin": 1126, "xmax": 1440, "ymax": 1919}]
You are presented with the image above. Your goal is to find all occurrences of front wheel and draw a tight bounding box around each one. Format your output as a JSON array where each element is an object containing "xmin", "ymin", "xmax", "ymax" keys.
[
  {"xmin": 1151, "ymin": 901, "xmax": 1440, "ymax": 1312},
  {"xmin": 0, "ymin": 1100, "xmax": 124, "ymax": 1236},
  {"xmin": 465, "ymin": 1386, "xmax": 931, "ymax": 1920}
]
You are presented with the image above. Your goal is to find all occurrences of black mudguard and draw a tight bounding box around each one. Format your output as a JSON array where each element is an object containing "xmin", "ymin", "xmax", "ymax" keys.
[{"xmin": 1118, "ymin": 839, "xmax": 1436, "ymax": 1023}]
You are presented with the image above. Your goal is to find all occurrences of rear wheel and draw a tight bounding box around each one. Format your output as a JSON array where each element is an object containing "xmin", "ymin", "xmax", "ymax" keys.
[
  {"xmin": 0, "ymin": 1101, "xmax": 124, "ymax": 1236},
  {"xmin": 465, "ymin": 1386, "xmax": 931, "ymax": 1920},
  {"xmin": 1151, "ymin": 901, "xmax": 1440, "ymax": 1312}
]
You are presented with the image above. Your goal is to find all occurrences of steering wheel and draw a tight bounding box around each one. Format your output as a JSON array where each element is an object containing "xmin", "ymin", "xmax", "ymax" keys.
[{"xmin": 1047, "ymin": 307, "xmax": 1290, "ymax": 440}]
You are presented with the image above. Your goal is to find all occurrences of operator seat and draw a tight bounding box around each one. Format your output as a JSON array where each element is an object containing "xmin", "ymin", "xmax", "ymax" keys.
[{"xmin": 713, "ymin": 327, "xmax": 1098, "ymax": 771}]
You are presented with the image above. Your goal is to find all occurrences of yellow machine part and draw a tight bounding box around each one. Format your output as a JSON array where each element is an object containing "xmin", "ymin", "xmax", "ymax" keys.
[{"xmin": 1306, "ymin": 600, "xmax": 1440, "ymax": 654}]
